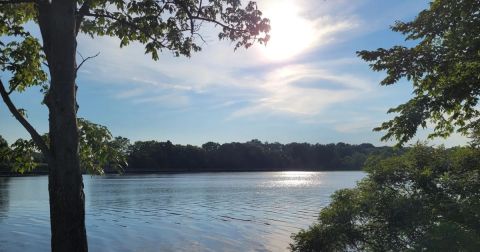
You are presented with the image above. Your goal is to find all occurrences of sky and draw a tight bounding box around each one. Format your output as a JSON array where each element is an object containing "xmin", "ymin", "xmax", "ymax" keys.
[{"xmin": 0, "ymin": 0, "xmax": 470, "ymax": 147}]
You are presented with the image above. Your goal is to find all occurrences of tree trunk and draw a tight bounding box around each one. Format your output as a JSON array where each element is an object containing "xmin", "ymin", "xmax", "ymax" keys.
[{"xmin": 38, "ymin": 1, "xmax": 88, "ymax": 251}]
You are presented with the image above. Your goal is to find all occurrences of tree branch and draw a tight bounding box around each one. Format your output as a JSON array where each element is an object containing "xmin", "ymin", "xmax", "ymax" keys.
[
  {"xmin": 7, "ymin": 83, "xmax": 20, "ymax": 95},
  {"xmin": 174, "ymin": 0, "xmax": 196, "ymax": 35},
  {"xmin": 0, "ymin": 80, "xmax": 50, "ymax": 159},
  {"xmin": 191, "ymin": 16, "xmax": 248, "ymax": 33},
  {"xmin": 83, "ymin": 12, "xmax": 169, "ymax": 48},
  {"xmin": 85, "ymin": 3, "xmax": 247, "ymax": 38},
  {"xmin": 174, "ymin": 1, "xmax": 249, "ymax": 34},
  {"xmin": 76, "ymin": 51, "xmax": 99, "ymax": 75}
]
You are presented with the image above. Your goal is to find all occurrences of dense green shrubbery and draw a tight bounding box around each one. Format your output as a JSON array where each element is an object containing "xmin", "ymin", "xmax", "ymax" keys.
[{"xmin": 290, "ymin": 144, "xmax": 480, "ymax": 251}]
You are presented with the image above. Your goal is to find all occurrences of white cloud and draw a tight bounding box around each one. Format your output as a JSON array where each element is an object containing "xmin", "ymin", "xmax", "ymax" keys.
[
  {"xmin": 114, "ymin": 87, "xmax": 146, "ymax": 99},
  {"xmin": 333, "ymin": 117, "xmax": 380, "ymax": 133},
  {"xmin": 74, "ymin": 0, "xmax": 379, "ymax": 122},
  {"xmin": 131, "ymin": 93, "xmax": 190, "ymax": 108},
  {"xmin": 229, "ymin": 63, "xmax": 374, "ymax": 119}
]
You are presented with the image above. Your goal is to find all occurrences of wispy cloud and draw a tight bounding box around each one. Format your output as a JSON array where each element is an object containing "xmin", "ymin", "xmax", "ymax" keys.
[
  {"xmin": 72, "ymin": 0, "xmax": 429, "ymax": 139},
  {"xmin": 4, "ymin": 0, "xmax": 467, "ymax": 147},
  {"xmin": 131, "ymin": 93, "xmax": 190, "ymax": 108},
  {"xmin": 76, "ymin": 0, "xmax": 370, "ymax": 120},
  {"xmin": 114, "ymin": 87, "xmax": 146, "ymax": 99},
  {"xmin": 333, "ymin": 117, "xmax": 380, "ymax": 134},
  {"xmin": 229, "ymin": 63, "xmax": 374, "ymax": 119}
]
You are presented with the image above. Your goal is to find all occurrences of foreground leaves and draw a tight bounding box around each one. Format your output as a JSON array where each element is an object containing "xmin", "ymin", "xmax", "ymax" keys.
[
  {"xmin": 78, "ymin": 118, "xmax": 128, "ymax": 175},
  {"xmin": 358, "ymin": 0, "xmax": 480, "ymax": 145},
  {"xmin": 4, "ymin": 118, "xmax": 128, "ymax": 175},
  {"xmin": 290, "ymin": 144, "xmax": 480, "ymax": 251}
]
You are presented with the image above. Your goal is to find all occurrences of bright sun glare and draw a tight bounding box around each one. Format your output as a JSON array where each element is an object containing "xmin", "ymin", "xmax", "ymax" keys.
[{"xmin": 261, "ymin": 1, "xmax": 317, "ymax": 62}]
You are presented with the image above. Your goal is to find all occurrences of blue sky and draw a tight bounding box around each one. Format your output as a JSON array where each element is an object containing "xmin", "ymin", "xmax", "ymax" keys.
[{"xmin": 0, "ymin": 0, "xmax": 470, "ymax": 146}]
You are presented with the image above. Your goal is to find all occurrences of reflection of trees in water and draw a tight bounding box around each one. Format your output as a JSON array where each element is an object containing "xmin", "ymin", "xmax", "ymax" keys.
[{"xmin": 0, "ymin": 177, "xmax": 10, "ymax": 218}]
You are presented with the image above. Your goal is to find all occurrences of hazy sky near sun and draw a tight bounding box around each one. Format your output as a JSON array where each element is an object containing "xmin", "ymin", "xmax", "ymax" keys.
[{"xmin": 0, "ymin": 0, "xmax": 470, "ymax": 146}]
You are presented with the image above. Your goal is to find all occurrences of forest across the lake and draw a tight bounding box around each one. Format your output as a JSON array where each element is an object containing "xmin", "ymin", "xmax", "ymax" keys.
[{"xmin": 0, "ymin": 135, "xmax": 400, "ymax": 175}]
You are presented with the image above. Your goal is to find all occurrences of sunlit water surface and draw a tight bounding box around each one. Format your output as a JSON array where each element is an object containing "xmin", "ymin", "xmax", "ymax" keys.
[{"xmin": 0, "ymin": 171, "xmax": 364, "ymax": 251}]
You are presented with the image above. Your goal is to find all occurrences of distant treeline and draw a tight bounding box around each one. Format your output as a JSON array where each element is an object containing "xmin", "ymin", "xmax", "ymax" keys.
[
  {"xmin": 123, "ymin": 140, "xmax": 398, "ymax": 172},
  {"xmin": 1, "ymin": 134, "xmax": 400, "ymax": 174}
]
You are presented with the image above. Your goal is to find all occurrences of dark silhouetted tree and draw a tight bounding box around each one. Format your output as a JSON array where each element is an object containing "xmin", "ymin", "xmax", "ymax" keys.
[{"xmin": 127, "ymin": 140, "xmax": 388, "ymax": 172}]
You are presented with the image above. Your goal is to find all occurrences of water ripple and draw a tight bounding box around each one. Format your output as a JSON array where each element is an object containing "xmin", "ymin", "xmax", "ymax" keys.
[{"xmin": 0, "ymin": 171, "xmax": 365, "ymax": 251}]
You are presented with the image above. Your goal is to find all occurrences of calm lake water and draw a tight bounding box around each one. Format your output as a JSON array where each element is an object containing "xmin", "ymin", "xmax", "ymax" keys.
[{"xmin": 0, "ymin": 171, "xmax": 364, "ymax": 251}]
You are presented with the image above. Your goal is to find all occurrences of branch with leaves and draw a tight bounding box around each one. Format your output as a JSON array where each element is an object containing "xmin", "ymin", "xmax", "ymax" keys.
[
  {"xmin": 358, "ymin": 0, "xmax": 480, "ymax": 145},
  {"xmin": 76, "ymin": 0, "xmax": 270, "ymax": 59},
  {"xmin": 0, "ymin": 80, "xmax": 50, "ymax": 158},
  {"xmin": 0, "ymin": 0, "xmax": 269, "ymax": 174},
  {"xmin": 0, "ymin": 118, "xmax": 129, "ymax": 175}
]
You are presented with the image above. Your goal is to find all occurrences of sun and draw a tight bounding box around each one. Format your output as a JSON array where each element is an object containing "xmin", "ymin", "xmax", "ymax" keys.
[{"xmin": 261, "ymin": 1, "xmax": 317, "ymax": 62}]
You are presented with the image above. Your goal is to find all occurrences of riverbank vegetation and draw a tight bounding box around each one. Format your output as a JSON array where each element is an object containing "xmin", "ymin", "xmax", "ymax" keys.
[
  {"xmin": 0, "ymin": 133, "xmax": 399, "ymax": 175},
  {"xmin": 290, "ymin": 144, "xmax": 480, "ymax": 251},
  {"xmin": 291, "ymin": 0, "xmax": 480, "ymax": 251},
  {"xmin": 127, "ymin": 140, "xmax": 397, "ymax": 172}
]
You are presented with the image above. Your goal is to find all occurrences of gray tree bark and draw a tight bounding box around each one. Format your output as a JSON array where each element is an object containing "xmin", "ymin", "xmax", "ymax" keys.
[{"xmin": 38, "ymin": 1, "xmax": 88, "ymax": 251}]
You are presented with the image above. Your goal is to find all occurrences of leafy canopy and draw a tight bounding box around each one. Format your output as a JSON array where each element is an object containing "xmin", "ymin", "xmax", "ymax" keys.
[
  {"xmin": 290, "ymin": 144, "xmax": 480, "ymax": 251},
  {"xmin": 0, "ymin": 0, "xmax": 269, "ymax": 172},
  {"xmin": 358, "ymin": 0, "xmax": 480, "ymax": 145},
  {"xmin": 3, "ymin": 118, "xmax": 128, "ymax": 174},
  {"xmin": 78, "ymin": 118, "xmax": 129, "ymax": 174},
  {"xmin": 0, "ymin": 4, "xmax": 47, "ymax": 94},
  {"xmin": 79, "ymin": 0, "xmax": 270, "ymax": 59},
  {"xmin": 1, "ymin": 0, "xmax": 270, "ymax": 95}
]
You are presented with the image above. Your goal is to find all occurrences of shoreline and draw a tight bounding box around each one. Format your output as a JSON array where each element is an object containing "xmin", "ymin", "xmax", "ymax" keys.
[{"xmin": 0, "ymin": 168, "xmax": 362, "ymax": 177}]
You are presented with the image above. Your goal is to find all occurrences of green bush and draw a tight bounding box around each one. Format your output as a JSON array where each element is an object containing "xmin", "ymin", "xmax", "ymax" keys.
[{"xmin": 290, "ymin": 144, "xmax": 480, "ymax": 251}]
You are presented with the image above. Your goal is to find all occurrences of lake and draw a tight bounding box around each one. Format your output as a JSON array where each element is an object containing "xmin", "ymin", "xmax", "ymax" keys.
[{"xmin": 0, "ymin": 171, "xmax": 364, "ymax": 251}]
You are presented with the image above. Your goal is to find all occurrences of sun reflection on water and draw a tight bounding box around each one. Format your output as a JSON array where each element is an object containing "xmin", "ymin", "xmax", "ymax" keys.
[{"xmin": 264, "ymin": 171, "xmax": 322, "ymax": 188}]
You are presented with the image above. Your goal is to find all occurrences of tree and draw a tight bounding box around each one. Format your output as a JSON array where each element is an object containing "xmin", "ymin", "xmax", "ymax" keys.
[
  {"xmin": 2, "ymin": 119, "xmax": 127, "ymax": 174},
  {"xmin": 0, "ymin": 1, "xmax": 269, "ymax": 251},
  {"xmin": 290, "ymin": 144, "xmax": 480, "ymax": 251},
  {"xmin": 291, "ymin": 1, "xmax": 480, "ymax": 251},
  {"xmin": 127, "ymin": 140, "xmax": 380, "ymax": 172},
  {"xmin": 357, "ymin": 0, "xmax": 480, "ymax": 145}
]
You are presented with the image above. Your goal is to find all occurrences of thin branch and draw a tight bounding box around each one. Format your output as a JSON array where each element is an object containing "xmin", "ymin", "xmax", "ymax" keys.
[
  {"xmin": 0, "ymin": 79, "xmax": 50, "ymax": 159},
  {"xmin": 191, "ymin": 16, "xmax": 248, "ymax": 33},
  {"xmin": 173, "ymin": 0, "xmax": 249, "ymax": 34},
  {"xmin": 193, "ymin": 32, "xmax": 207, "ymax": 45},
  {"xmin": 7, "ymin": 83, "xmax": 20, "ymax": 95},
  {"xmin": 198, "ymin": 0, "xmax": 203, "ymax": 13},
  {"xmin": 175, "ymin": 0, "xmax": 195, "ymax": 35},
  {"xmin": 75, "ymin": 52, "xmax": 100, "ymax": 75}
]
